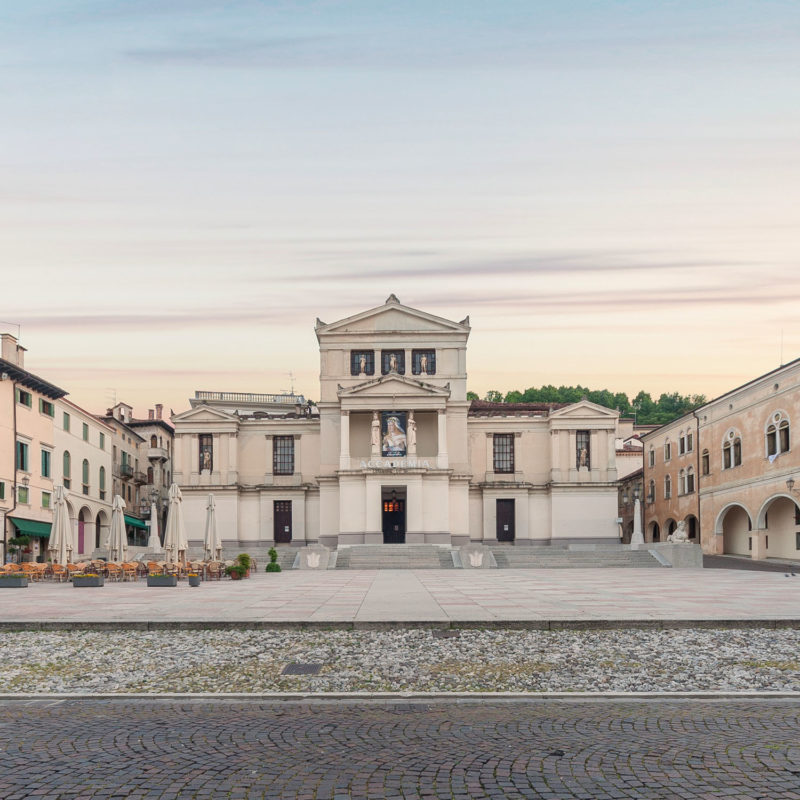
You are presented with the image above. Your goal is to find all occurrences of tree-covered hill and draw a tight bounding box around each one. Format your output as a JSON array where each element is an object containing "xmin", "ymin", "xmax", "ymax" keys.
[{"xmin": 467, "ymin": 385, "xmax": 706, "ymax": 426}]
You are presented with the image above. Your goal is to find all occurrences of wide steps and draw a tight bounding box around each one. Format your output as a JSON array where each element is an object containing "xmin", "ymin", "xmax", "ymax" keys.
[
  {"xmin": 490, "ymin": 547, "xmax": 664, "ymax": 569},
  {"xmin": 336, "ymin": 545, "xmax": 453, "ymax": 570}
]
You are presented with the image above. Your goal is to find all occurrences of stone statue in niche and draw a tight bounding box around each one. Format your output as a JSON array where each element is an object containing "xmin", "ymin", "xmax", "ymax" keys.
[
  {"xmin": 578, "ymin": 447, "xmax": 588, "ymax": 468},
  {"xmin": 371, "ymin": 411, "xmax": 381, "ymax": 450},
  {"xmin": 359, "ymin": 354, "xmax": 366, "ymax": 375},
  {"xmin": 408, "ymin": 411, "xmax": 417, "ymax": 453},
  {"xmin": 202, "ymin": 450, "xmax": 212, "ymax": 472},
  {"xmin": 419, "ymin": 353, "xmax": 428, "ymax": 374},
  {"xmin": 389, "ymin": 353, "xmax": 398, "ymax": 372}
]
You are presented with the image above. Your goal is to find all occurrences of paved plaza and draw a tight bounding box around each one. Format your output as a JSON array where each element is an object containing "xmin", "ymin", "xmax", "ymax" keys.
[
  {"xmin": 3, "ymin": 568, "xmax": 800, "ymax": 626},
  {"xmin": 1, "ymin": 698, "xmax": 799, "ymax": 799}
]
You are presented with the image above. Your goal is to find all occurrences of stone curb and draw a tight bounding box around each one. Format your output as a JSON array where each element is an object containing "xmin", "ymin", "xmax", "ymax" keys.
[
  {"xmin": 0, "ymin": 691, "xmax": 799, "ymax": 702},
  {"xmin": 1, "ymin": 618, "xmax": 799, "ymax": 631}
]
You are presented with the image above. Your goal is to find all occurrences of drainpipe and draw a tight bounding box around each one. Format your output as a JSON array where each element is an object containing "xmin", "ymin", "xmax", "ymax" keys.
[{"xmin": 3, "ymin": 379, "xmax": 19, "ymax": 562}]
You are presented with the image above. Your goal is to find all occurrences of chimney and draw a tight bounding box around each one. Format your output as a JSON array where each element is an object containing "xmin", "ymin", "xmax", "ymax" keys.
[
  {"xmin": 155, "ymin": 403, "xmax": 163, "ymax": 420},
  {"xmin": 1, "ymin": 333, "xmax": 24, "ymax": 367},
  {"xmin": 148, "ymin": 409, "xmax": 154, "ymax": 420}
]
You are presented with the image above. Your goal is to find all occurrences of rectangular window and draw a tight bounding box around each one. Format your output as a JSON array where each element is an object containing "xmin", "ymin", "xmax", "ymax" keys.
[
  {"xmin": 350, "ymin": 350, "xmax": 375, "ymax": 376},
  {"xmin": 780, "ymin": 425, "xmax": 790, "ymax": 453},
  {"xmin": 39, "ymin": 398, "xmax": 54, "ymax": 416},
  {"xmin": 273, "ymin": 436, "xmax": 295, "ymax": 475},
  {"xmin": 701, "ymin": 451, "xmax": 709, "ymax": 475},
  {"xmin": 576, "ymin": 430, "xmax": 591, "ymax": 469},
  {"xmin": 18, "ymin": 486, "xmax": 29, "ymax": 505},
  {"xmin": 687, "ymin": 432, "xmax": 693, "ymax": 452},
  {"xmin": 15, "ymin": 387, "xmax": 32, "ymax": 407},
  {"xmin": 492, "ymin": 433, "xmax": 514, "ymax": 473},
  {"xmin": 412, "ymin": 349, "xmax": 436, "ymax": 376},
  {"xmin": 686, "ymin": 472, "xmax": 695, "ymax": 494},
  {"xmin": 381, "ymin": 350, "xmax": 405, "ymax": 375},
  {"xmin": 648, "ymin": 450, "xmax": 655, "ymax": 467},
  {"xmin": 15, "ymin": 440, "xmax": 29, "ymax": 472},
  {"xmin": 41, "ymin": 449, "xmax": 51, "ymax": 478},
  {"xmin": 63, "ymin": 412, "xmax": 70, "ymax": 431},
  {"xmin": 99, "ymin": 432, "xmax": 105, "ymax": 449},
  {"xmin": 82, "ymin": 423, "xmax": 89, "ymax": 441},
  {"xmin": 0, "ymin": 481, "xmax": 4, "ymax": 500},
  {"xmin": 679, "ymin": 436, "xmax": 685, "ymax": 456},
  {"xmin": 199, "ymin": 434, "xmax": 213, "ymax": 472},
  {"xmin": 42, "ymin": 491, "xmax": 51, "ymax": 509}
]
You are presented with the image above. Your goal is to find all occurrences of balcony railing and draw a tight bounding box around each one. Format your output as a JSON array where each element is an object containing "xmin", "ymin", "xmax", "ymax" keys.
[
  {"xmin": 147, "ymin": 446, "xmax": 168, "ymax": 462},
  {"xmin": 195, "ymin": 390, "xmax": 306, "ymax": 405},
  {"xmin": 133, "ymin": 471, "xmax": 148, "ymax": 485},
  {"xmin": 118, "ymin": 463, "xmax": 133, "ymax": 479}
]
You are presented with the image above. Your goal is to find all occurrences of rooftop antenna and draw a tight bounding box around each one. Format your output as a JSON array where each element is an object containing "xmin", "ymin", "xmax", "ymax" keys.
[
  {"xmin": 0, "ymin": 320, "xmax": 21, "ymax": 338},
  {"xmin": 280, "ymin": 372, "xmax": 296, "ymax": 397},
  {"xmin": 105, "ymin": 388, "xmax": 117, "ymax": 408}
]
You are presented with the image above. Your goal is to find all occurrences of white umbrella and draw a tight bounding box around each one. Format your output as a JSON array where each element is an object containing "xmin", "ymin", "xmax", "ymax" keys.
[
  {"xmin": 203, "ymin": 493, "xmax": 222, "ymax": 561},
  {"xmin": 164, "ymin": 483, "xmax": 188, "ymax": 565},
  {"xmin": 48, "ymin": 485, "xmax": 73, "ymax": 566},
  {"xmin": 147, "ymin": 500, "xmax": 163, "ymax": 552},
  {"xmin": 108, "ymin": 494, "xmax": 128, "ymax": 562}
]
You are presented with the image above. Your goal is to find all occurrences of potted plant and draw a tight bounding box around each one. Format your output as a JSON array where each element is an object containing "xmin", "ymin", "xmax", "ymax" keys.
[
  {"xmin": 235, "ymin": 553, "xmax": 252, "ymax": 578},
  {"xmin": 73, "ymin": 572, "xmax": 105, "ymax": 588},
  {"xmin": 0, "ymin": 573, "xmax": 28, "ymax": 588},
  {"xmin": 7, "ymin": 535, "xmax": 30, "ymax": 564},
  {"xmin": 147, "ymin": 572, "xmax": 178, "ymax": 587},
  {"xmin": 265, "ymin": 547, "xmax": 282, "ymax": 573},
  {"xmin": 188, "ymin": 572, "xmax": 201, "ymax": 587}
]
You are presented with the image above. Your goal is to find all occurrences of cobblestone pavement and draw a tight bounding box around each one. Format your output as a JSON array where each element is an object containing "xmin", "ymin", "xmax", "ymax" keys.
[{"xmin": 2, "ymin": 699, "xmax": 800, "ymax": 799}]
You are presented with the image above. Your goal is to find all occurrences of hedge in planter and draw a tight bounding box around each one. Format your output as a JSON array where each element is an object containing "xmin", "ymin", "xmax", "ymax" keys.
[
  {"xmin": 147, "ymin": 574, "xmax": 178, "ymax": 587},
  {"xmin": 0, "ymin": 575, "xmax": 28, "ymax": 588},
  {"xmin": 265, "ymin": 547, "xmax": 282, "ymax": 573},
  {"xmin": 73, "ymin": 574, "xmax": 105, "ymax": 588}
]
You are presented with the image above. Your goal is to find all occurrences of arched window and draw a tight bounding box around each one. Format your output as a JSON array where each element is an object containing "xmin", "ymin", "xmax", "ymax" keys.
[
  {"xmin": 664, "ymin": 474, "xmax": 671, "ymax": 499},
  {"xmin": 678, "ymin": 431, "xmax": 686, "ymax": 455},
  {"xmin": 82, "ymin": 459, "xmax": 89, "ymax": 495},
  {"xmin": 723, "ymin": 430, "xmax": 742, "ymax": 469},
  {"xmin": 150, "ymin": 435, "xmax": 158, "ymax": 448},
  {"xmin": 686, "ymin": 466, "xmax": 695, "ymax": 494},
  {"xmin": 99, "ymin": 466, "xmax": 106, "ymax": 501},
  {"xmin": 701, "ymin": 449, "xmax": 710, "ymax": 475},
  {"xmin": 63, "ymin": 451, "xmax": 71, "ymax": 489},
  {"xmin": 679, "ymin": 468, "xmax": 685, "ymax": 495},
  {"xmin": 733, "ymin": 437, "xmax": 742, "ymax": 466},
  {"xmin": 647, "ymin": 480, "xmax": 655, "ymax": 503},
  {"xmin": 147, "ymin": 466, "xmax": 154, "ymax": 484},
  {"xmin": 766, "ymin": 411, "xmax": 791, "ymax": 458},
  {"xmin": 663, "ymin": 439, "xmax": 672, "ymax": 461},
  {"xmin": 648, "ymin": 447, "xmax": 655, "ymax": 467}
]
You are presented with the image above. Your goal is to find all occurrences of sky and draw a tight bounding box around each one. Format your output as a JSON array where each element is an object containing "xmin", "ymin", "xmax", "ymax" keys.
[{"xmin": 2, "ymin": 0, "xmax": 799, "ymax": 417}]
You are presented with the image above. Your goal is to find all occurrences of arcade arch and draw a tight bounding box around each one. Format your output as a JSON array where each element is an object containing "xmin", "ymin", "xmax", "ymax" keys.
[{"xmin": 715, "ymin": 503, "xmax": 753, "ymax": 556}]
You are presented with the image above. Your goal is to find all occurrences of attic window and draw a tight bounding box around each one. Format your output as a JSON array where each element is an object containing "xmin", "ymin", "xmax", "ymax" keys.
[
  {"xmin": 381, "ymin": 350, "xmax": 405, "ymax": 375},
  {"xmin": 412, "ymin": 350, "xmax": 435, "ymax": 376}
]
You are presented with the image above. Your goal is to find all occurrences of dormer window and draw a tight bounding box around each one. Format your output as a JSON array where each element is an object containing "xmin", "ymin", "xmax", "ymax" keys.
[
  {"xmin": 381, "ymin": 350, "xmax": 405, "ymax": 375},
  {"xmin": 412, "ymin": 349, "xmax": 436, "ymax": 376},
  {"xmin": 350, "ymin": 350, "xmax": 375, "ymax": 376}
]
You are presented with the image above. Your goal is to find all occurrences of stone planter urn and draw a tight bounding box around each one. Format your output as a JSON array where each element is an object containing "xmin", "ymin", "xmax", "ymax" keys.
[
  {"xmin": 147, "ymin": 575, "xmax": 178, "ymax": 587},
  {"xmin": 73, "ymin": 575, "xmax": 105, "ymax": 588},
  {"xmin": 0, "ymin": 576, "xmax": 28, "ymax": 588},
  {"xmin": 188, "ymin": 575, "xmax": 201, "ymax": 587}
]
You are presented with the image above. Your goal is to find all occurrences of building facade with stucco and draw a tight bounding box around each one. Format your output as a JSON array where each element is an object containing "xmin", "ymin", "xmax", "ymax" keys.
[{"xmin": 173, "ymin": 296, "xmax": 622, "ymax": 553}]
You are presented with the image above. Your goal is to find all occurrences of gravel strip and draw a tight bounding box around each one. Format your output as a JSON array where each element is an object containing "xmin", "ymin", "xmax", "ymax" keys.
[{"xmin": 2, "ymin": 628, "xmax": 799, "ymax": 694}]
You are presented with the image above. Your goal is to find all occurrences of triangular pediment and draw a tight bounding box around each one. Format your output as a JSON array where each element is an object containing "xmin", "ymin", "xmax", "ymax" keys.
[
  {"xmin": 549, "ymin": 400, "xmax": 620, "ymax": 419},
  {"xmin": 317, "ymin": 296, "xmax": 469, "ymax": 337},
  {"xmin": 172, "ymin": 405, "xmax": 239, "ymax": 423},
  {"xmin": 339, "ymin": 373, "xmax": 450, "ymax": 398}
]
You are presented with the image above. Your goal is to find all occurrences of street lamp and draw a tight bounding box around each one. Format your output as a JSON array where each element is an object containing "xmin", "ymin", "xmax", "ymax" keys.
[{"xmin": 787, "ymin": 477, "xmax": 797, "ymax": 495}]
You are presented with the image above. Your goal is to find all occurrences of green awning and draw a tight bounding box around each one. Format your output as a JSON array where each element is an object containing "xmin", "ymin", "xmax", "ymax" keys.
[
  {"xmin": 124, "ymin": 515, "xmax": 148, "ymax": 531},
  {"xmin": 9, "ymin": 517, "xmax": 51, "ymax": 538}
]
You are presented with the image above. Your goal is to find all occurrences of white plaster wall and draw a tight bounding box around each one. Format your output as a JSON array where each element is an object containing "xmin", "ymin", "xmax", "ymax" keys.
[
  {"xmin": 468, "ymin": 490, "xmax": 483, "ymax": 540},
  {"xmin": 765, "ymin": 497, "xmax": 798, "ymax": 559},
  {"xmin": 237, "ymin": 492, "xmax": 260, "ymax": 543},
  {"xmin": 528, "ymin": 492, "xmax": 551, "ymax": 542},
  {"xmin": 339, "ymin": 477, "xmax": 365, "ymax": 533},
  {"xmin": 422, "ymin": 476, "xmax": 449, "ymax": 532},
  {"xmin": 448, "ymin": 482, "xmax": 470, "ymax": 538},
  {"xmin": 550, "ymin": 489, "xmax": 618, "ymax": 540},
  {"xmin": 305, "ymin": 491, "xmax": 320, "ymax": 542}
]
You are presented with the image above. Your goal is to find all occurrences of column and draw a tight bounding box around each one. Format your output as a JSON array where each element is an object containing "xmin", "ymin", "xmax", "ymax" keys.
[
  {"xmin": 486, "ymin": 432, "xmax": 494, "ymax": 477},
  {"xmin": 371, "ymin": 411, "xmax": 380, "ymax": 457},
  {"xmin": 407, "ymin": 476, "xmax": 423, "ymax": 539},
  {"xmin": 264, "ymin": 435, "xmax": 273, "ymax": 483},
  {"xmin": 190, "ymin": 435, "xmax": 199, "ymax": 485},
  {"xmin": 339, "ymin": 410, "xmax": 350, "ymax": 470},
  {"xmin": 437, "ymin": 409, "xmax": 448, "ymax": 469},
  {"xmin": 550, "ymin": 429, "xmax": 560, "ymax": 481},
  {"xmin": 751, "ymin": 529, "xmax": 768, "ymax": 560},
  {"xmin": 606, "ymin": 429, "xmax": 617, "ymax": 480},
  {"xmin": 228, "ymin": 433, "xmax": 238, "ymax": 484},
  {"xmin": 590, "ymin": 430, "xmax": 599, "ymax": 474},
  {"xmin": 293, "ymin": 434, "xmax": 302, "ymax": 480},
  {"xmin": 365, "ymin": 477, "xmax": 382, "ymax": 541}
]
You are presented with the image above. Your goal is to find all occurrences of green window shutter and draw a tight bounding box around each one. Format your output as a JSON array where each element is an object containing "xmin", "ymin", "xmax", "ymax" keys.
[{"xmin": 0, "ymin": 482, "xmax": 5, "ymax": 500}]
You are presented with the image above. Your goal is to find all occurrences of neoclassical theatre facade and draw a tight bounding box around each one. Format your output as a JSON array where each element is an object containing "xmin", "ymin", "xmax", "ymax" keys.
[{"xmin": 173, "ymin": 296, "xmax": 621, "ymax": 551}]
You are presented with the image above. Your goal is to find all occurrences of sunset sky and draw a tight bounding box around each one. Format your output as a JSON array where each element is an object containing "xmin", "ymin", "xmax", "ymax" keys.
[{"xmin": 2, "ymin": 1, "xmax": 799, "ymax": 417}]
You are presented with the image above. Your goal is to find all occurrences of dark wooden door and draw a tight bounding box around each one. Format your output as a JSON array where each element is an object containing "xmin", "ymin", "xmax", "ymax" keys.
[
  {"xmin": 274, "ymin": 501, "xmax": 292, "ymax": 544},
  {"xmin": 496, "ymin": 499, "xmax": 515, "ymax": 542},
  {"xmin": 382, "ymin": 499, "xmax": 406, "ymax": 544}
]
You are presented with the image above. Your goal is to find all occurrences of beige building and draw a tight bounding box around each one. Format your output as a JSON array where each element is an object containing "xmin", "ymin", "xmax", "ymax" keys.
[
  {"xmin": 642, "ymin": 357, "xmax": 800, "ymax": 558},
  {"xmin": 173, "ymin": 296, "xmax": 622, "ymax": 553},
  {"xmin": 54, "ymin": 398, "xmax": 114, "ymax": 559}
]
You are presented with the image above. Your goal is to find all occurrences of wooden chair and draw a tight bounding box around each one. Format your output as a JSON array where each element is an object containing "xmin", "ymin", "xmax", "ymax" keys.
[
  {"xmin": 205, "ymin": 561, "xmax": 223, "ymax": 581},
  {"xmin": 50, "ymin": 564, "xmax": 69, "ymax": 583},
  {"xmin": 105, "ymin": 563, "xmax": 123, "ymax": 582},
  {"xmin": 121, "ymin": 563, "xmax": 137, "ymax": 582}
]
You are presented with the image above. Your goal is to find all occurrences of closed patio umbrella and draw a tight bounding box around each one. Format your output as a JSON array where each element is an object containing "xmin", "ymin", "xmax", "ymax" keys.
[
  {"xmin": 108, "ymin": 495, "xmax": 128, "ymax": 562},
  {"xmin": 147, "ymin": 500, "xmax": 163, "ymax": 552},
  {"xmin": 48, "ymin": 486, "xmax": 73, "ymax": 566},
  {"xmin": 164, "ymin": 483, "xmax": 188, "ymax": 565},
  {"xmin": 203, "ymin": 493, "xmax": 222, "ymax": 561}
]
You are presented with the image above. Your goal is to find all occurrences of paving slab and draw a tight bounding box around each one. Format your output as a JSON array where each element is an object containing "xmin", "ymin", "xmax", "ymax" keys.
[{"xmin": 2, "ymin": 568, "xmax": 800, "ymax": 627}]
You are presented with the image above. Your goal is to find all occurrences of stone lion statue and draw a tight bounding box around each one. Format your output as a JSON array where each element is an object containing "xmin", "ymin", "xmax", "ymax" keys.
[{"xmin": 667, "ymin": 520, "xmax": 690, "ymax": 543}]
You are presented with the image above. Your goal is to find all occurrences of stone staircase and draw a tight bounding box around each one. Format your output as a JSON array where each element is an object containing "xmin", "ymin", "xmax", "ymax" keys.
[
  {"xmin": 335, "ymin": 545, "xmax": 454, "ymax": 570},
  {"xmin": 490, "ymin": 546, "xmax": 664, "ymax": 569}
]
